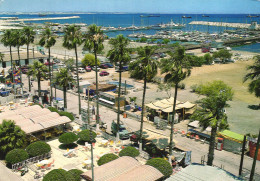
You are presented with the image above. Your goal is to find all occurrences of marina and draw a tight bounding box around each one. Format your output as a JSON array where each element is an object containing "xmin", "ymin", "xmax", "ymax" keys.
[{"xmin": 189, "ymin": 21, "xmax": 255, "ymax": 29}]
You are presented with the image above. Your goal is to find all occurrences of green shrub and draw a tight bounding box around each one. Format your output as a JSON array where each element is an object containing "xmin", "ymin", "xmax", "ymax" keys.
[
  {"xmin": 59, "ymin": 132, "xmax": 78, "ymax": 145},
  {"xmin": 119, "ymin": 146, "xmax": 140, "ymax": 158},
  {"xmin": 190, "ymin": 84, "xmax": 198, "ymax": 92},
  {"xmin": 78, "ymin": 129, "xmax": 96, "ymax": 142},
  {"xmin": 5, "ymin": 149, "xmax": 29, "ymax": 165},
  {"xmin": 146, "ymin": 158, "xmax": 173, "ymax": 177},
  {"xmin": 178, "ymin": 83, "xmax": 185, "ymax": 90},
  {"xmin": 59, "ymin": 111, "xmax": 75, "ymax": 121},
  {"xmin": 26, "ymin": 141, "xmax": 51, "ymax": 157},
  {"xmin": 68, "ymin": 169, "xmax": 84, "ymax": 181},
  {"xmin": 97, "ymin": 153, "xmax": 119, "ymax": 166},
  {"xmin": 48, "ymin": 107, "xmax": 59, "ymax": 113},
  {"xmin": 43, "ymin": 169, "xmax": 74, "ymax": 181}
]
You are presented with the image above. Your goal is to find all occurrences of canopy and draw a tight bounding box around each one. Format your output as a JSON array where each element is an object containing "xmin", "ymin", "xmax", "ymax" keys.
[
  {"xmin": 218, "ymin": 130, "xmax": 244, "ymax": 143},
  {"xmin": 188, "ymin": 121, "xmax": 200, "ymax": 128}
]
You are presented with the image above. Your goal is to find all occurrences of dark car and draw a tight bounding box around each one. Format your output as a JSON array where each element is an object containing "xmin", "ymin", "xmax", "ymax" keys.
[
  {"xmin": 99, "ymin": 71, "xmax": 109, "ymax": 76},
  {"xmin": 104, "ymin": 63, "xmax": 114, "ymax": 68},
  {"xmin": 100, "ymin": 64, "xmax": 109, "ymax": 69}
]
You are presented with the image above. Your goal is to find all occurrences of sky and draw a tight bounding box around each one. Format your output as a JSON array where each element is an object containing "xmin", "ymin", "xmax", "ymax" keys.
[{"xmin": 0, "ymin": 0, "xmax": 260, "ymax": 14}]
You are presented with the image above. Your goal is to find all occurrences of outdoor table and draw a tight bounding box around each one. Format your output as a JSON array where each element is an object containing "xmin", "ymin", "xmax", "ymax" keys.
[
  {"xmin": 9, "ymin": 101, "xmax": 14, "ymax": 105},
  {"xmin": 63, "ymin": 149, "xmax": 75, "ymax": 157},
  {"xmin": 39, "ymin": 160, "xmax": 50, "ymax": 165}
]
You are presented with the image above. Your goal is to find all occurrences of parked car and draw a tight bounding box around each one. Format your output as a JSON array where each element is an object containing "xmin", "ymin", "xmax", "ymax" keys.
[
  {"xmin": 44, "ymin": 62, "xmax": 55, "ymax": 66},
  {"xmin": 0, "ymin": 89, "xmax": 10, "ymax": 97},
  {"xmin": 100, "ymin": 64, "xmax": 109, "ymax": 69},
  {"xmin": 104, "ymin": 63, "xmax": 114, "ymax": 68},
  {"xmin": 99, "ymin": 71, "xmax": 109, "ymax": 76},
  {"xmin": 72, "ymin": 75, "xmax": 83, "ymax": 80},
  {"xmin": 115, "ymin": 65, "xmax": 129, "ymax": 72},
  {"xmin": 78, "ymin": 68, "xmax": 86, "ymax": 73},
  {"xmin": 85, "ymin": 66, "xmax": 92, "ymax": 72},
  {"xmin": 92, "ymin": 66, "xmax": 100, "ymax": 72}
]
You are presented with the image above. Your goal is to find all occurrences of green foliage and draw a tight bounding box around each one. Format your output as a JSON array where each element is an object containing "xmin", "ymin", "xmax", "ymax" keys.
[
  {"xmin": 190, "ymin": 55, "xmax": 205, "ymax": 67},
  {"xmin": 178, "ymin": 83, "xmax": 185, "ymax": 89},
  {"xmin": 5, "ymin": 149, "xmax": 29, "ymax": 165},
  {"xmin": 97, "ymin": 153, "xmax": 119, "ymax": 166},
  {"xmin": 0, "ymin": 120, "xmax": 26, "ymax": 157},
  {"xmin": 119, "ymin": 146, "xmax": 140, "ymax": 157},
  {"xmin": 213, "ymin": 49, "xmax": 232, "ymax": 62},
  {"xmin": 26, "ymin": 141, "xmax": 51, "ymax": 157},
  {"xmin": 146, "ymin": 158, "xmax": 173, "ymax": 177},
  {"xmin": 64, "ymin": 58, "xmax": 75, "ymax": 71},
  {"xmin": 59, "ymin": 132, "xmax": 78, "ymax": 145},
  {"xmin": 59, "ymin": 111, "xmax": 75, "ymax": 121},
  {"xmin": 162, "ymin": 39, "xmax": 170, "ymax": 45},
  {"xmin": 48, "ymin": 106, "xmax": 59, "ymax": 113},
  {"xmin": 81, "ymin": 53, "xmax": 100, "ymax": 66},
  {"xmin": 204, "ymin": 53, "xmax": 213, "ymax": 65},
  {"xmin": 68, "ymin": 169, "xmax": 84, "ymax": 181},
  {"xmin": 43, "ymin": 169, "xmax": 75, "ymax": 181},
  {"xmin": 78, "ymin": 129, "xmax": 97, "ymax": 142},
  {"xmin": 139, "ymin": 37, "xmax": 148, "ymax": 43},
  {"xmin": 32, "ymin": 103, "xmax": 44, "ymax": 108},
  {"xmin": 39, "ymin": 27, "xmax": 56, "ymax": 49}
]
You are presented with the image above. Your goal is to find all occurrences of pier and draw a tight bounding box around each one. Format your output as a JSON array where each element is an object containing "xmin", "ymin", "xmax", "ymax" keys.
[
  {"xmin": 3, "ymin": 16, "xmax": 80, "ymax": 22},
  {"xmin": 223, "ymin": 36, "xmax": 260, "ymax": 46},
  {"xmin": 189, "ymin": 21, "xmax": 252, "ymax": 29}
]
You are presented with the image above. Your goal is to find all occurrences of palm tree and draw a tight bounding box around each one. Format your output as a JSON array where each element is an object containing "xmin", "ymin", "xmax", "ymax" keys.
[
  {"xmin": 27, "ymin": 61, "xmax": 48, "ymax": 98},
  {"xmin": 0, "ymin": 52, "xmax": 4, "ymax": 67},
  {"xmin": 190, "ymin": 80, "xmax": 233, "ymax": 166},
  {"xmin": 129, "ymin": 46, "xmax": 158, "ymax": 150},
  {"xmin": 63, "ymin": 25, "xmax": 83, "ymax": 115},
  {"xmin": 1, "ymin": 29, "xmax": 15, "ymax": 83},
  {"xmin": 23, "ymin": 27, "xmax": 36, "ymax": 92},
  {"xmin": 84, "ymin": 24, "xmax": 104, "ymax": 124},
  {"xmin": 243, "ymin": 55, "xmax": 260, "ymax": 103},
  {"xmin": 54, "ymin": 68, "xmax": 74, "ymax": 110},
  {"xmin": 107, "ymin": 34, "xmax": 130, "ymax": 136},
  {"xmin": 39, "ymin": 27, "xmax": 56, "ymax": 103},
  {"xmin": 160, "ymin": 45, "xmax": 192, "ymax": 158},
  {"xmin": 0, "ymin": 120, "xmax": 26, "ymax": 158},
  {"xmin": 13, "ymin": 30, "xmax": 26, "ymax": 94}
]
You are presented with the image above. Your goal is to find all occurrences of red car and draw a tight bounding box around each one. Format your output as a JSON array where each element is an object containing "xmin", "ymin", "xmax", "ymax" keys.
[
  {"xmin": 99, "ymin": 71, "xmax": 109, "ymax": 76},
  {"xmin": 85, "ymin": 66, "xmax": 92, "ymax": 72}
]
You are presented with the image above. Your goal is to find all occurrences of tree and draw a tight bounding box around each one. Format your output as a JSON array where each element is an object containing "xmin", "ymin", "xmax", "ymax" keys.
[
  {"xmin": 27, "ymin": 61, "xmax": 48, "ymax": 98},
  {"xmin": 129, "ymin": 46, "xmax": 158, "ymax": 150},
  {"xmin": 26, "ymin": 141, "xmax": 51, "ymax": 157},
  {"xmin": 54, "ymin": 68, "xmax": 74, "ymax": 109},
  {"xmin": 39, "ymin": 27, "xmax": 56, "ymax": 103},
  {"xmin": 119, "ymin": 146, "xmax": 140, "ymax": 157},
  {"xmin": 81, "ymin": 53, "xmax": 100, "ymax": 67},
  {"xmin": 162, "ymin": 39, "xmax": 170, "ymax": 45},
  {"xmin": 64, "ymin": 58, "xmax": 75, "ymax": 72},
  {"xmin": 204, "ymin": 53, "xmax": 213, "ymax": 65},
  {"xmin": 107, "ymin": 34, "xmax": 130, "ymax": 137},
  {"xmin": 23, "ymin": 27, "xmax": 35, "ymax": 92},
  {"xmin": 243, "ymin": 55, "xmax": 260, "ymax": 101},
  {"xmin": 97, "ymin": 153, "xmax": 118, "ymax": 166},
  {"xmin": 0, "ymin": 52, "xmax": 4, "ymax": 69},
  {"xmin": 58, "ymin": 132, "xmax": 78, "ymax": 145},
  {"xmin": 146, "ymin": 158, "xmax": 173, "ymax": 177},
  {"xmin": 13, "ymin": 29, "xmax": 26, "ymax": 93},
  {"xmin": 190, "ymin": 80, "xmax": 233, "ymax": 166},
  {"xmin": 5, "ymin": 149, "xmax": 29, "ymax": 166},
  {"xmin": 160, "ymin": 45, "xmax": 191, "ymax": 159},
  {"xmin": 63, "ymin": 25, "xmax": 83, "ymax": 115},
  {"xmin": 68, "ymin": 169, "xmax": 83, "ymax": 181},
  {"xmin": 84, "ymin": 24, "xmax": 104, "ymax": 123},
  {"xmin": 213, "ymin": 49, "xmax": 232, "ymax": 63},
  {"xmin": 43, "ymin": 169, "xmax": 75, "ymax": 181},
  {"xmin": 0, "ymin": 120, "xmax": 26, "ymax": 157},
  {"xmin": 1, "ymin": 29, "xmax": 15, "ymax": 83}
]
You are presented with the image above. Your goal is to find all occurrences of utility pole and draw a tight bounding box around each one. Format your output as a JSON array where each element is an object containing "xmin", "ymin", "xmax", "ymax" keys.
[
  {"xmin": 239, "ymin": 135, "xmax": 247, "ymax": 176},
  {"xmin": 249, "ymin": 129, "xmax": 260, "ymax": 181}
]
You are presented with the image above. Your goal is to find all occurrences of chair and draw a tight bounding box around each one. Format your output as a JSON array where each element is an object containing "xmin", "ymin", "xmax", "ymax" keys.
[{"xmin": 181, "ymin": 131, "xmax": 186, "ymax": 137}]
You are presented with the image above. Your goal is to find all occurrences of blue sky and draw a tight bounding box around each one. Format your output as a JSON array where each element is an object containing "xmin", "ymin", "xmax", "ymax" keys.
[{"xmin": 0, "ymin": 0, "xmax": 260, "ymax": 14}]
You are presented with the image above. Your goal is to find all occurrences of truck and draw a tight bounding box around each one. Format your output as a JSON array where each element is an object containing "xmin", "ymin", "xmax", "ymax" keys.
[{"xmin": 111, "ymin": 120, "xmax": 129, "ymax": 140}]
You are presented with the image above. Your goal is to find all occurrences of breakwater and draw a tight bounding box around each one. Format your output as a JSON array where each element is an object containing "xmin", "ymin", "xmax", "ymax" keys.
[
  {"xmin": 189, "ymin": 21, "xmax": 252, "ymax": 29},
  {"xmin": 4, "ymin": 16, "xmax": 80, "ymax": 22}
]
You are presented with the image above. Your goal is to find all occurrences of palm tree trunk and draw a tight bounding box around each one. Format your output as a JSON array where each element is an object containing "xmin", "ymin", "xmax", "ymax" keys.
[
  {"xmin": 139, "ymin": 75, "xmax": 147, "ymax": 151},
  {"xmin": 169, "ymin": 84, "xmax": 178, "ymax": 156},
  {"xmin": 116, "ymin": 61, "xmax": 122, "ymax": 134},
  {"xmin": 9, "ymin": 46, "xmax": 14, "ymax": 83},
  {"xmin": 37, "ymin": 74, "xmax": 41, "ymax": 98},
  {"xmin": 75, "ymin": 45, "xmax": 81, "ymax": 115},
  {"xmin": 63, "ymin": 86, "xmax": 67, "ymax": 109},
  {"xmin": 94, "ymin": 47, "xmax": 99, "ymax": 124},
  {"xmin": 48, "ymin": 47, "xmax": 53, "ymax": 103},
  {"xmin": 27, "ymin": 44, "xmax": 31, "ymax": 92},
  {"xmin": 207, "ymin": 126, "xmax": 217, "ymax": 166},
  {"xmin": 17, "ymin": 46, "xmax": 23, "ymax": 94}
]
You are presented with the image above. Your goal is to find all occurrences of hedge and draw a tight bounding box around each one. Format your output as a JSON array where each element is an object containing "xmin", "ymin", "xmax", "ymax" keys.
[
  {"xmin": 59, "ymin": 132, "xmax": 78, "ymax": 145},
  {"xmin": 26, "ymin": 141, "xmax": 51, "ymax": 157},
  {"xmin": 43, "ymin": 169, "xmax": 75, "ymax": 181},
  {"xmin": 78, "ymin": 129, "xmax": 97, "ymax": 142},
  {"xmin": 5, "ymin": 149, "xmax": 29, "ymax": 165},
  {"xmin": 48, "ymin": 107, "xmax": 59, "ymax": 113},
  {"xmin": 119, "ymin": 146, "xmax": 140, "ymax": 158},
  {"xmin": 146, "ymin": 158, "xmax": 173, "ymax": 177},
  {"xmin": 59, "ymin": 111, "xmax": 74, "ymax": 121},
  {"xmin": 97, "ymin": 153, "xmax": 119, "ymax": 166},
  {"xmin": 68, "ymin": 169, "xmax": 84, "ymax": 181}
]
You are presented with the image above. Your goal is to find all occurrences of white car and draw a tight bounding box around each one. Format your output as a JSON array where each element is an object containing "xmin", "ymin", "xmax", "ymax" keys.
[
  {"xmin": 72, "ymin": 75, "xmax": 83, "ymax": 80},
  {"xmin": 78, "ymin": 68, "xmax": 86, "ymax": 73}
]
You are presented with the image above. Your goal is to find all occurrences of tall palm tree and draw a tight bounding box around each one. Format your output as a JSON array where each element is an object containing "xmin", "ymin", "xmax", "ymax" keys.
[
  {"xmin": 160, "ymin": 45, "xmax": 192, "ymax": 158},
  {"xmin": 27, "ymin": 61, "xmax": 48, "ymax": 98},
  {"xmin": 190, "ymin": 80, "xmax": 233, "ymax": 166},
  {"xmin": 39, "ymin": 27, "xmax": 56, "ymax": 103},
  {"xmin": 0, "ymin": 120, "xmax": 26, "ymax": 158},
  {"xmin": 0, "ymin": 52, "xmax": 4, "ymax": 68},
  {"xmin": 1, "ymin": 29, "xmax": 15, "ymax": 83},
  {"xmin": 54, "ymin": 68, "xmax": 74, "ymax": 110},
  {"xmin": 63, "ymin": 25, "xmax": 83, "ymax": 115},
  {"xmin": 107, "ymin": 34, "xmax": 130, "ymax": 136},
  {"xmin": 23, "ymin": 27, "xmax": 35, "ymax": 92},
  {"xmin": 13, "ymin": 30, "xmax": 26, "ymax": 94},
  {"xmin": 243, "ymin": 55, "xmax": 260, "ymax": 102},
  {"xmin": 84, "ymin": 24, "xmax": 104, "ymax": 124},
  {"xmin": 129, "ymin": 46, "xmax": 158, "ymax": 150}
]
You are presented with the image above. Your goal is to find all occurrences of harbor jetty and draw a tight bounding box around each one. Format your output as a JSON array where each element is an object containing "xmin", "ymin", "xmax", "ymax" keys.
[
  {"xmin": 189, "ymin": 21, "xmax": 252, "ymax": 29},
  {"xmin": 2, "ymin": 16, "xmax": 80, "ymax": 22}
]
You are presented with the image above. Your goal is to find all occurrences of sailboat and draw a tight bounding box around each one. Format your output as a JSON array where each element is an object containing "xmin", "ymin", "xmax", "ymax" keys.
[{"xmin": 202, "ymin": 15, "xmax": 209, "ymax": 17}]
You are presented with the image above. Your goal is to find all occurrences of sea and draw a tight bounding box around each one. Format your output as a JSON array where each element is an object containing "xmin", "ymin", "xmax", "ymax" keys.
[{"xmin": 1, "ymin": 13, "xmax": 260, "ymax": 53}]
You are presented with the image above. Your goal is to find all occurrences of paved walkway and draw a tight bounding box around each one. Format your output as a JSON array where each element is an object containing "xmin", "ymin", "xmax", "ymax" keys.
[{"xmin": 0, "ymin": 162, "xmax": 23, "ymax": 181}]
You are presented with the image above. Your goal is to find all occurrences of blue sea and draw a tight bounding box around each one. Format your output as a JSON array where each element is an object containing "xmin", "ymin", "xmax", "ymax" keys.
[{"xmin": 1, "ymin": 13, "xmax": 260, "ymax": 52}]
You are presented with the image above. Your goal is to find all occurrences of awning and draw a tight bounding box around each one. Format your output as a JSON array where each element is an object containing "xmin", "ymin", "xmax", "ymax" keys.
[
  {"xmin": 145, "ymin": 103, "xmax": 161, "ymax": 110},
  {"xmin": 188, "ymin": 121, "xmax": 200, "ymax": 128},
  {"xmin": 218, "ymin": 130, "xmax": 244, "ymax": 143},
  {"xmin": 178, "ymin": 101, "xmax": 196, "ymax": 109},
  {"xmin": 99, "ymin": 98, "xmax": 115, "ymax": 105},
  {"xmin": 188, "ymin": 129, "xmax": 211, "ymax": 139}
]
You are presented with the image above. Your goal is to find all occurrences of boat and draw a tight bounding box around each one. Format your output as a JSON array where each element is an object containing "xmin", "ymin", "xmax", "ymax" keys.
[
  {"xmin": 247, "ymin": 15, "xmax": 259, "ymax": 18},
  {"xmin": 140, "ymin": 15, "xmax": 160, "ymax": 17},
  {"xmin": 202, "ymin": 15, "xmax": 209, "ymax": 17},
  {"xmin": 160, "ymin": 19, "xmax": 185, "ymax": 29},
  {"xmin": 182, "ymin": 16, "xmax": 192, "ymax": 18},
  {"xmin": 38, "ymin": 14, "xmax": 47, "ymax": 17}
]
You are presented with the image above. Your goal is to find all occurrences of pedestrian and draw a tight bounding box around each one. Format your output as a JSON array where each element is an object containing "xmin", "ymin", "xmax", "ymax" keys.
[
  {"xmin": 31, "ymin": 82, "xmax": 33, "ymax": 87},
  {"xmin": 92, "ymin": 105, "xmax": 95, "ymax": 115}
]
